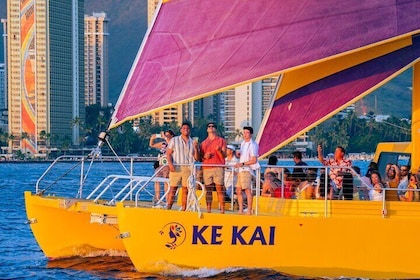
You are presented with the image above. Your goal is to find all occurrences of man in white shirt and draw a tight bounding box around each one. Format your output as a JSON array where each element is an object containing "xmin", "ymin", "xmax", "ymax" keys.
[{"xmin": 234, "ymin": 126, "xmax": 259, "ymax": 215}]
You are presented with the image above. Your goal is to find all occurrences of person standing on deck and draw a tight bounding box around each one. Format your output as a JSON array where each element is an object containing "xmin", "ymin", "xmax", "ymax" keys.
[
  {"xmin": 224, "ymin": 145, "xmax": 239, "ymax": 202},
  {"xmin": 292, "ymin": 151, "xmax": 308, "ymax": 181},
  {"xmin": 166, "ymin": 122, "xmax": 199, "ymax": 210},
  {"xmin": 200, "ymin": 122, "xmax": 227, "ymax": 213},
  {"xmin": 234, "ymin": 126, "xmax": 259, "ymax": 215},
  {"xmin": 317, "ymin": 145, "xmax": 352, "ymax": 192},
  {"xmin": 149, "ymin": 130, "xmax": 175, "ymax": 204}
]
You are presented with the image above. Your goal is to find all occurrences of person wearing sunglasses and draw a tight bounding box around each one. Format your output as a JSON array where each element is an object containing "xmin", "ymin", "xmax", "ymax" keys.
[
  {"xmin": 199, "ymin": 122, "xmax": 227, "ymax": 213},
  {"xmin": 399, "ymin": 168, "xmax": 419, "ymax": 202}
]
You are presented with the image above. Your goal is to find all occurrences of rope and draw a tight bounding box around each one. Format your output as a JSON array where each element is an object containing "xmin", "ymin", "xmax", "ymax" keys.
[{"xmin": 185, "ymin": 174, "xmax": 202, "ymax": 218}]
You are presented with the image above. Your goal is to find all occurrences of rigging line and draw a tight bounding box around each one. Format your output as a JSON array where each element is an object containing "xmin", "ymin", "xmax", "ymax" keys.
[
  {"xmin": 105, "ymin": 137, "xmax": 131, "ymax": 175},
  {"xmin": 381, "ymin": 120, "xmax": 411, "ymax": 132}
]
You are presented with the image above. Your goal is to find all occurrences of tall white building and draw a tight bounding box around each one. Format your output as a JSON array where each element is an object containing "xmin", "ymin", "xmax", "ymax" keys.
[
  {"xmin": 147, "ymin": 0, "xmax": 159, "ymax": 24},
  {"xmin": 84, "ymin": 12, "xmax": 109, "ymax": 107},
  {"xmin": 220, "ymin": 76, "xmax": 279, "ymax": 141}
]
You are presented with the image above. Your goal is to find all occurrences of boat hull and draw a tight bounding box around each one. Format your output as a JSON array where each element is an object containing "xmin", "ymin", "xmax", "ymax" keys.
[
  {"xmin": 24, "ymin": 191, "xmax": 126, "ymax": 258},
  {"xmin": 116, "ymin": 199, "xmax": 420, "ymax": 278}
]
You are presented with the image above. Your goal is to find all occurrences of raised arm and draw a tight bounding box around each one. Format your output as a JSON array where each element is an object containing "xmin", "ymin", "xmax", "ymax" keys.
[
  {"xmin": 149, "ymin": 134, "xmax": 164, "ymax": 149},
  {"xmin": 317, "ymin": 144, "xmax": 324, "ymax": 164}
]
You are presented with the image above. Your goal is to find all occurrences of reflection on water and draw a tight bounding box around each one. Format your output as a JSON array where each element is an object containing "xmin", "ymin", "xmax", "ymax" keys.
[
  {"xmin": 47, "ymin": 256, "xmax": 314, "ymax": 279},
  {"xmin": 47, "ymin": 256, "xmax": 142, "ymax": 279}
]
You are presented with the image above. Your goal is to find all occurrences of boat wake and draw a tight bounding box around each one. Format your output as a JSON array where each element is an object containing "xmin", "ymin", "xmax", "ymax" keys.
[{"xmin": 46, "ymin": 256, "xmax": 300, "ymax": 279}]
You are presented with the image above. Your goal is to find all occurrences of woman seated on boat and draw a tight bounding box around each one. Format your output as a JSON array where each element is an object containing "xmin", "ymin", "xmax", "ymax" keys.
[
  {"xmin": 264, "ymin": 155, "xmax": 282, "ymax": 179},
  {"xmin": 399, "ymin": 173, "xmax": 419, "ymax": 202},
  {"xmin": 261, "ymin": 171, "xmax": 282, "ymax": 197},
  {"xmin": 274, "ymin": 168, "xmax": 294, "ymax": 198},
  {"xmin": 294, "ymin": 169, "xmax": 317, "ymax": 199},
  {"xmin": 369, "ymin": 171, "xmax": 384, "ymax": 201},
  {"xmin": 384, "ymin": 163, "xmax": 400, "ymax": 201}
]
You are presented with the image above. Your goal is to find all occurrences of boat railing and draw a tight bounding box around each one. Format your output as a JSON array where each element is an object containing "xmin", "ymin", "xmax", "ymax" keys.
[
  {"xmin": 133, "ymin": 163, "xmax": 206, "ymax": 208},
  {"xmin": 81, "ymin": 163, "xmax": 170, "ymax": 205},
  {"xmin": 158, "ymin": 162, "xmax": 420, "ymax": 218},
  {"xmin": 35, "ymin": 155, "xmax": 87, "ymax": 195},
  {"xmin": 34, "ymin": 155, "xmax": 155, "ymax": 199},
  {"xmin": 34, "ymin": 156, "xmax": 420, "ymax": 218}
]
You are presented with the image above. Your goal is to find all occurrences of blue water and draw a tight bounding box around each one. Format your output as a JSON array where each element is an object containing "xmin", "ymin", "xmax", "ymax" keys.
[{"xmin": 0, "ymin": 160, "xmax": 369, "ymax": 279}]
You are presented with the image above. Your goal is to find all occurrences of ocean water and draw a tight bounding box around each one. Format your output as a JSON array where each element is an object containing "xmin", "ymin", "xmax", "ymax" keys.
[{"xmin": 0, "ymin": 160, "xmax": 368, "ymax": 279}]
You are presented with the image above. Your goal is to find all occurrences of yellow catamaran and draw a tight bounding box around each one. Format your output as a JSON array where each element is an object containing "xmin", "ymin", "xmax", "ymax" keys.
[{"xmin": 25, "ymin": 0, "xmax": 420, "ymax": 278}]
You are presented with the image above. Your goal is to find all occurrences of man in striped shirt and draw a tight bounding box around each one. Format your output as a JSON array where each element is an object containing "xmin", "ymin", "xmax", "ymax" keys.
[{"xmin": 166, "ymin": 122, "xmax": 199, "ymax": 210}]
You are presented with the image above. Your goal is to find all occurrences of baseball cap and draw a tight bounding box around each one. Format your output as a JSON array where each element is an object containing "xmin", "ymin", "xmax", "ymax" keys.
[{"xmin": 227, "ymin": 145, "xmax": 236, "ymax": 151}]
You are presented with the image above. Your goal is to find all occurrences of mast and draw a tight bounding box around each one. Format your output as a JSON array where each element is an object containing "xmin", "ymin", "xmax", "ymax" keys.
[{"xmin": 412, "ymin": 61, "xmax": 420, "ymax": 172}]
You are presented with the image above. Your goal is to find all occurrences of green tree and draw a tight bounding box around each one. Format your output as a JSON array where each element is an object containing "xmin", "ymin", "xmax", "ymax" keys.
[
  {"xmin": 21, "ymin": 132, "xmax": 30, "ymax": 154},
  {"xmin": 0, "ymin": 130, "xmax": 8, "ymax": 147},
  {"xmin": 109, "ymin": 122, "xmax": 140, "ymax": 155}
]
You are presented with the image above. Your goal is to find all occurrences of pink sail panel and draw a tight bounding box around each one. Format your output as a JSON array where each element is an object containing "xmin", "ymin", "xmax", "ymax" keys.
[
  {"xmin": 110, "ymin": 0, "xmax": 420, "ymax": 128},
  {"xmin": 258, "ymin": 36, "xmax": 420, "ymax": 158}
]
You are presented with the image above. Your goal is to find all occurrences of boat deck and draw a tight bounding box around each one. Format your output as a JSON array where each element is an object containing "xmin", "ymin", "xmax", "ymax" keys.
[{"xmin": 32, "ymin": 156, "xmax": 420, "ymax": 220}]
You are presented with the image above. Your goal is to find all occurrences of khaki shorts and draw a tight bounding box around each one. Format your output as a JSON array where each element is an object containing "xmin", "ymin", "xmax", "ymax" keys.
[
  {"xmin": 156, "ymin": 165, "xmax": 169, "ymax": 178},
  {"xmin": 203, "ymin": 167, "xmax": 224, "ymax": 186},
  {"xmin": 237, "ymin": 171, "xmax": 252, "ymax": 190},
  {"xmin": 169, "ymin": 166, "xmax": 192, "ymax": 187}
]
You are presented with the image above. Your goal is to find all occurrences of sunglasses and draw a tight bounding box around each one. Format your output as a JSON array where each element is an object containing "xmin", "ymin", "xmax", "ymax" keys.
[
  {"xmin": 207, "ymin": 125, "xmax": 215, "ymax": 128},
  {"xmin": 401, "ymin": 169, "xmax": 408, "ymax": 172}
]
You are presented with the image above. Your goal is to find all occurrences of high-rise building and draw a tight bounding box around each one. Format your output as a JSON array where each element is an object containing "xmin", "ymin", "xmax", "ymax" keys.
[
  {"xmin": 84, "ymin": 12, "xmax": 109, "ymax": 107},
  {"xmin": 147, "ymin": 0, "xmax": 159, "ymax": 24},
  {"xmin": 220, "ymin": 76, "xmax": 279, "ymax": 141},
  {"xmin": 0, "ymin": 63, "xmax": 6, "ymax": 132},
  {"xmin": 6, "ymin": 0, "xmax": 85, "ymax": 155},
  {"xmin": 1, "ymin": 19, "xmax": 7, "ymax": 133}
]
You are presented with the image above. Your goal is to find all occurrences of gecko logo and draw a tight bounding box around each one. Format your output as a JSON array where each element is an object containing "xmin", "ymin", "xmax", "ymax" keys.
[{"xmin": 159, "ymin": 222, "xmax": 186, "ymax": 249}]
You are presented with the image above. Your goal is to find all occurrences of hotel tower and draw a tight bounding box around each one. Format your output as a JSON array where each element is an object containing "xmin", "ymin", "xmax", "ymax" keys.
[
  {"xmin": 6, "ymin": 0, "xmax": 85, "ymax": 154},
  {"xmin": 84, "ymin": 12, "xmax": 109, "ymax": 107}
]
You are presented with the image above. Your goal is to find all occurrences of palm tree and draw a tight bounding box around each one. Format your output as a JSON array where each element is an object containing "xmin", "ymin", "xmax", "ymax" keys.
[
  {"xmin": 234, "ymin": 129, "xmax": 243, "ymax": 142},
  {"xmin": 39, "ymin": 130, "xmax": 52, "ymax": 158},
  {"xmin": 0, "ymin": 130, "xmax": 8, "ymax": 147},
  {"xmin": 21, "ymin": 132, "xmax": 30, "ymax": 154}
]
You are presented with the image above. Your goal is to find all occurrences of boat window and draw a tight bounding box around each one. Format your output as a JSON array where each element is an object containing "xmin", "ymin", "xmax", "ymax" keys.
[{"xmin": 377, "ymin": 152, "xmax": 411, "ymax": 178}]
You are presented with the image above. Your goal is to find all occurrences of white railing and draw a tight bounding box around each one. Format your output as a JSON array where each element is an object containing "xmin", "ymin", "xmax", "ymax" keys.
[{"xmin": 33, "ymin": 156, "xmax": 420, "ymax": 218}]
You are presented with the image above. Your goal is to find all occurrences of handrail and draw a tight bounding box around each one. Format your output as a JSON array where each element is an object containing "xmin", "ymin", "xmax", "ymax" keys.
[
  {"xmin": 134, "ymin": 164, "xmax": 171, "ymax": 206},
  {"xmin": 36, "ymin": 155, "xmax": 86, "ymax": 194},
  {"xmin": 33, "ymin": 156, "xmax": 420, "ymax": 218}
]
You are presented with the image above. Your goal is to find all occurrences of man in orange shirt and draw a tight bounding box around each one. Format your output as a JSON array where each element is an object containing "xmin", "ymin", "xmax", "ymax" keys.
[{"xmin": 200, "ymin": 122, "xmax": 227, "ymax": 213}]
